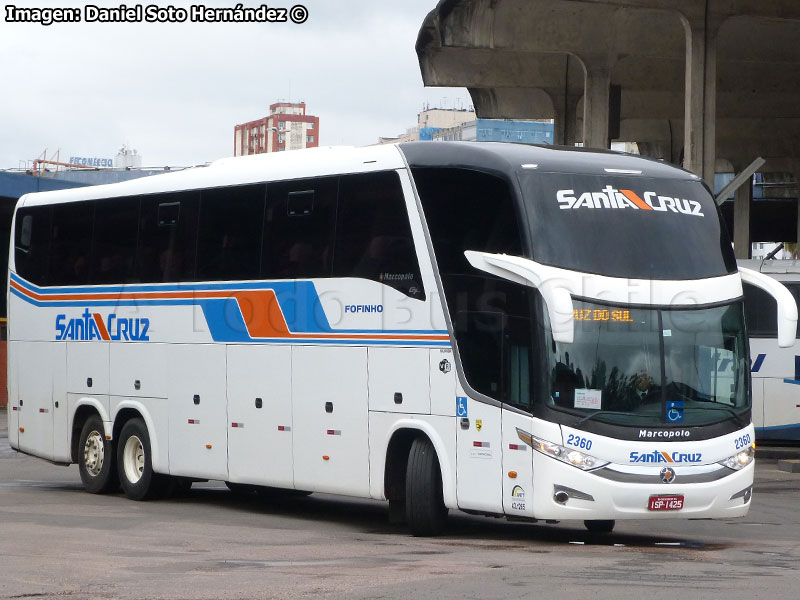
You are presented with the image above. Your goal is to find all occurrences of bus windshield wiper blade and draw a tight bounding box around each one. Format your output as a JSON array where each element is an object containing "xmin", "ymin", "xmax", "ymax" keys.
[
  {"xmin": 683, "ymin": 403, "xmax": 747, "ymax": 426},
  {"xmin": 576, "ymin": 410, "xmax": 641, "ymax": 425}
]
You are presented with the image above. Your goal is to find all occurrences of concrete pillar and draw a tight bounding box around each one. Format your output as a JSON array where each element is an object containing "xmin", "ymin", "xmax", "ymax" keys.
[
  {"xmin": 683, "ymin": 19, "xmax": 719, "ymax": 186},
  {"xmin": 582, "ymin": 61, "xmax": 611, "ymax": 149},
  {"xmin": 552, "ymin": 93, "xmax": 580, "ymax": 146},
  {"xmin": 733, "ymin": 175, "xmax": 752, "ymax": 259}
]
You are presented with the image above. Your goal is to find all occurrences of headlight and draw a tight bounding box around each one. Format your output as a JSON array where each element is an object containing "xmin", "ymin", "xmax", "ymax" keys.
[
  {"xmin": 516, "ymin": 428, "xmax": 607, "ymax": 471},
  {"xmin": 718, "ymin": 445, "xmax": 754, "ymax": 470}
]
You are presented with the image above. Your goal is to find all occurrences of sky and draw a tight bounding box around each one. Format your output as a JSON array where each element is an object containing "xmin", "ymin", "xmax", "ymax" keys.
[{"xmin": 0, "ymin": 0, "xmax": 472, "ymax": 169}]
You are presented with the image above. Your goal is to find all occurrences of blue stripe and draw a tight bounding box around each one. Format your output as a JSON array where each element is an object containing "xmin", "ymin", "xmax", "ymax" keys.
[{"xmin": 782, "ymin": 379, "xmax": 800, "ymax": 386}]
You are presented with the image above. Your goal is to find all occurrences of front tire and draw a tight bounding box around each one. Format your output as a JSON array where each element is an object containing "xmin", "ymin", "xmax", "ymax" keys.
[
  {"xmin": 117, "ymin": 418, "xmax": 167, "ymax": 501},
  {"xmin": 78, "ymin": 415, "xmax": 118, "ymax": 494},
  {"xmin": 405, "ymin": 437, "xmax": 448, "ymax": 536}
]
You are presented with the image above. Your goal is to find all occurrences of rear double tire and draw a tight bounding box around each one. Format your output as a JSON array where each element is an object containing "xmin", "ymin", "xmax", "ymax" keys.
[
  {"xmin": 405, "ymin": 437, "xmax": 448, "ymax": 536},
  {"xmin": 117, "ymin": 418, "xmax": 169, "ymax": 500},
  {"xmin": 78, "ymin": 415, "xmax": 118, "ymax": 494}
]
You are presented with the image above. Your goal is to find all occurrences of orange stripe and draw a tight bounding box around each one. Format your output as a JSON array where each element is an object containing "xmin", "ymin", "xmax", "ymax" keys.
[
  {"xmin": 620, "ymin": 189, "xmax": 653, "ymax": 210},
  {"xmin": 660, "ymin": 451, "xmax": 674, "ymax": 463},
  {"xmin": 92, "ymin": 314, "xmax": 111, "ymax": 341}
]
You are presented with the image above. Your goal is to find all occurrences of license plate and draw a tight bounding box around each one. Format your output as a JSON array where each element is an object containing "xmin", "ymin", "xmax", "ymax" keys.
[{"xmin": 648, "ymin": 495, "xmax": 684, "ymax": 511}]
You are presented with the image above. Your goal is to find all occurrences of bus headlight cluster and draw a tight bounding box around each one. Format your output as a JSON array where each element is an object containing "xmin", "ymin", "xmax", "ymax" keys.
[
  {"xmin": 516, "ymin": 429, "xmax": 607, "ymax": 471},
  {"xmin": 718, "ymin": 445, "xmax": 754, "ymax": 470}
]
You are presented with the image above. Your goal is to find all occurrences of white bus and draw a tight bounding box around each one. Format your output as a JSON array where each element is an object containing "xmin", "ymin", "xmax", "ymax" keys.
[
  {"xmin": 739, "ymin": 259, "xmax": 800, "ymax": 442},
  {"xmin": 7, "ymin": 143, "xmax": 797, "ymax": 535}
]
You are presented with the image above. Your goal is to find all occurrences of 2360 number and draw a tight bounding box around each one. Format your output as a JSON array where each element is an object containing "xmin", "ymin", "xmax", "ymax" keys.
[{"xmin": 566, "ymin": 434, "xmax": 592, "ymax": 451}]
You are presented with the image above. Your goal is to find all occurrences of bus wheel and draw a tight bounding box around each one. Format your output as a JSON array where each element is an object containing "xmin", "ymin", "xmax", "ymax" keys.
[
  {"xmin": 584, "ymin": 520, "xmax": 615, "ymax": 533},
  {"xmin": 117, "ymin": 418, "xmax": 166, "ymax": 501},
  {"xmin": 78, "ymin": 415, "xmax": 118, "ymax": 493},
  {"xmin": 405, "ymin": 437, "xmax": 448, "ymax": 536}
]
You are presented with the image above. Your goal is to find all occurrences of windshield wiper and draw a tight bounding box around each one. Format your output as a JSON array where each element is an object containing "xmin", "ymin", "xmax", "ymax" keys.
[
  {"xmin": 682, "ymin": 403, "xmax": 748, "ymax": 427},
  {"xmin": 576, "ymin": 410, "xmax": 641, "ymax": 425}
]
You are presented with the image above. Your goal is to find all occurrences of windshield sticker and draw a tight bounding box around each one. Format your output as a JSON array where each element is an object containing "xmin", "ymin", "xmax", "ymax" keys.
[
  {"xmin": 557, "ymin": 187, "xmax": 705, "ymax": 217},
  {"xmin": 666, "ymin": 401, "xmax": 685, "ymax": 423},
  {"xmin": 574, "ymin": 389, "xmax": 602, "ymax": 410}
]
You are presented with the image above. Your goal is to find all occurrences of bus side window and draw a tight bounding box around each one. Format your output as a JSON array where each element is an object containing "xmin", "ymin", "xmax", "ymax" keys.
[
  {"xmin": 742, "ymin": 283, "xmax": 778, "ymax": 337},
  {"xmin": 14, "ymin": 206, "xmax": 51, "ymax": 285},
  {"xmin": 333, "ymin": 171, "xmax": 424, "ymax": 299},
  {"xmin": 50, "ymin": 201, "xmax": 94, "ymax": 286},
  {"xmin": 136, "ymin": 192, "xmax": 200, "ymax": 283},
  {"xmin": 90, "ymin": 197, "xmax": 140, "ymax": 284},
  {"xmin": 197, "ymin": 184, "xmax": 265, "ymax": 281},
  {"xmin": 262, "ymin": 177, "xmax": 338, "ymax": 280}
]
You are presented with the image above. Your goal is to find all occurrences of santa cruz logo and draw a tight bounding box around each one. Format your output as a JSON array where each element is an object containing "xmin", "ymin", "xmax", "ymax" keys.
[
  {"xmin": 557, "ymin": 186, "xmax": 704, "ymax": 217},
  {"xmin": 629, "ymin": 450, "xmax": 702, "ymax": 464},
  {"xmin": 55, "ymin": 309, "xmax": 150, "ymax": 341}
]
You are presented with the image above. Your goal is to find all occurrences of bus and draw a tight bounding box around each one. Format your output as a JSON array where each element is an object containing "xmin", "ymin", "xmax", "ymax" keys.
[
  {"xmin": 739, "ymin": 259, "xmax": 800, "ymax": 442},
  {"xmin": 7, "ymin": 142, "xmax": 797, "ymax": 535}
]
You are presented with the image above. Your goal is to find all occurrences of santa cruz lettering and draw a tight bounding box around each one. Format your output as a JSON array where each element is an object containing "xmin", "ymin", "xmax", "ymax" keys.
[
  {"xmin": 557, "ymin": 186, "xmax": 704, "ymax": 217},
  {"xmin": 55, "ymin": 309, "xmax": 150, "ymax": 341},
  {"xmin": 629, "ymin": 450, "xmax": 702, "ymax": 464}
]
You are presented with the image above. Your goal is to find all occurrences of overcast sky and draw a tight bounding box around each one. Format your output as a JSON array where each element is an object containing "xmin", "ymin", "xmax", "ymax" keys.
[{"xmin": 0, "ymin": 0, "xmax": 472, "ymax": 169}]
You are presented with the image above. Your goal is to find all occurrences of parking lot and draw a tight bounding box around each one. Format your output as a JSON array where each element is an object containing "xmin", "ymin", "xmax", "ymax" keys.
[{"xmin": 2, "ymin": 411, "xmax": 799, "ymax": 600}]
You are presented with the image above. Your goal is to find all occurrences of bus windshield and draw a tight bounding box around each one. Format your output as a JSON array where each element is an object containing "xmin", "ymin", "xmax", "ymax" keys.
[{"xmin": 547, "ymin": 301, "xmax": 750, "ymax": 427}]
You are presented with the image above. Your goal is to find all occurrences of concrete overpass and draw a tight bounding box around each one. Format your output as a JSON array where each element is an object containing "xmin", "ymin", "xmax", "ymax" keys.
[{"xmin": 416, "ymin": 0, "xmax": 800, "ymax": 257}]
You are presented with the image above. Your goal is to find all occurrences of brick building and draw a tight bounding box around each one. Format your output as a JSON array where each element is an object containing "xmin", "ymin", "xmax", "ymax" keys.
[{"xmin": 234, "ymin": 102, "xmax": 319, "ymax": 155}]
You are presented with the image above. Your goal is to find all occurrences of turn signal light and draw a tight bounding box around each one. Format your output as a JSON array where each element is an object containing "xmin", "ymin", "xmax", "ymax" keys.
[
  {"xmin": 508, "ymin": 471, "xmax": 518, "ymax": 479},
  {"xmin": 205, "ymin": 444, "xmax": 212, "ymax": 449},
  {"xmin": 322, "ymin": 455, "xmax": 330, "ymax": 461},
  {"xmin": 19, "ymin": 427, "xmax": 24, "ymax": 433}
]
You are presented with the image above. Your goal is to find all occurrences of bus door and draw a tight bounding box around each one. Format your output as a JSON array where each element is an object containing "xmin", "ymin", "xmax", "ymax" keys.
[{"xmin": 455, "ymin": 390, "xmax": 503, "ymax": 513}]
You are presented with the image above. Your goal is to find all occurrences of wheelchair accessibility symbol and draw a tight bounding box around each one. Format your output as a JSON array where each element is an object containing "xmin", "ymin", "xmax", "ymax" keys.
[
  {"xmin": 666, "ymin": 400, "xmax": 684, "ymax": 423},
  {"xmin": 456, "ymin": 396, "xmax": 468, "ymax": 418}
]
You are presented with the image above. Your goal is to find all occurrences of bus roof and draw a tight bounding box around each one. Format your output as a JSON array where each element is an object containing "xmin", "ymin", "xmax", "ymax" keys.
[
  {"xmin": 18, "ymin": 141, "xmax": 700, "ymax": 209},
  {"xmin": 17, "ymin": 144, "xmax": 406, "ymax": 207},
  {"xmin": 399, "ymin": 141, "xmax": 700, "ymax": 182}
]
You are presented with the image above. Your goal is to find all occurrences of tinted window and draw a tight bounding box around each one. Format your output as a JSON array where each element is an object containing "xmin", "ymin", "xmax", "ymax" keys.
[
  {"xmin": 91, "ymin": 198, "xmax": 139, "ymax": 284},
  {"xmin": 412, "ymin": 168, "xmax": 523, "ymax": 275},
  {"xmin": 197, "ymin": 185, "xmax": 265, "ymax": 281},
  {"xmin": 413, "ymin": 167, "xmax": 532, "ymax": 409},
  {"xmin": 50, "ymin": 202, "xmax": 94, "ymax": 286},
  {"xmin": 523, "ymin": 173, "xmax": 736, "ymax": 279},
  {"xmin": 263, "ymin": 177, "xmax": 337, "ymax": 279},
  {"xmin": 744, "ymin": 281, "xmax": 800, "ymax": 338},
  {"xmin": 14, "ymin": 206, "xmax": 51, "ymax": 285},
  {"xmin": 333, "ymin": 171, "xmax": 424, "ymax": 298},
  {"xmin": 136, "ymin": 192, "xmax": 199, "ymax": 283}
]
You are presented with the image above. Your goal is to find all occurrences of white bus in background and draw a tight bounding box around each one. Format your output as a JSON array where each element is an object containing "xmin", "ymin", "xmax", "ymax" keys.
[
  {"xmin": 7, "ymin": 142, "xmax": 797, "ymax": 536},
  {"xmin": 739, "ymin": 259, "xmax": 800, "ymax": 442}
]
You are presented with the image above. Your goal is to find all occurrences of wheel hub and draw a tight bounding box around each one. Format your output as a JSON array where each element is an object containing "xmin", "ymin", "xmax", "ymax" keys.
[{"xmin": 82, "ymin": 430, "xmax": 105, "ymax": 477}]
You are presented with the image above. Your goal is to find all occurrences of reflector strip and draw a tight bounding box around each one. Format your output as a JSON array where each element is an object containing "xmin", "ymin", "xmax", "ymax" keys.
[
  {"xmin": 277, "ymin": 425, "xmax": 291, "ymax": 431},
  {"xmin": 39, "ymin": 408, "xmax": 49, "ymax": 413},
  {"xmin": 473, "ymin": 441, "xmax": 490, "ymax": 448},
  {"xmin": 12, "ymin": 406, "xmax": 17, "ymax": 411},
  {"xmin": 508, "ymin": 444, "xmax": 527, "ymax": 451},
  {"xmin": 327, "ymin": 429, "xmax": 341, "ymax": 436},
  {"xmin": 231, "ymin": 422, "xmax": 244, "ymax": 428},
  {"xmin": 188, "ymin": 419, "xmax": 200, "ymax": 425}
]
